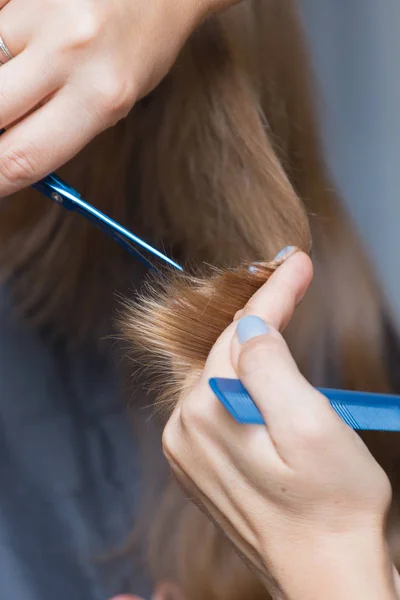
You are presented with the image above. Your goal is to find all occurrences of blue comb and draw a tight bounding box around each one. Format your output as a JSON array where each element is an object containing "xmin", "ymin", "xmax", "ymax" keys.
[{"xmin": 209, "ymin": 377, "xmax": 400, "ymax": 431}]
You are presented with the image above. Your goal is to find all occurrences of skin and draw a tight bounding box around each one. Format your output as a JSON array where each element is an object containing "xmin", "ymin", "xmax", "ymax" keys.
[
  {"xmin": 112, "ymin": 581, "xmax": 186, "ymax": 600},
  {"xmin": 160, "ymin": 252, "xmax": 398, "ymax": 600},
  {"xmin": 0, "ymin": 0, "xmax": 238, "ymax": 197}
]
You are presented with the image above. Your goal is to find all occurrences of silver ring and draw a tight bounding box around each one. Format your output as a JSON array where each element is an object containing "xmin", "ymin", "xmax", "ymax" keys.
[{"xmin": 0, "ymin": 35, "xmax": 13, "ymax": 63}]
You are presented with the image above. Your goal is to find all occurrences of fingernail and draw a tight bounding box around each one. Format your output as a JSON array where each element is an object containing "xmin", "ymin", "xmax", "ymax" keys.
[
  {"xmin": 273, "ymin": 246, "xmax": 296, "ymax": 262},
  {"xmin": 248, "ymin": 261, "xmax": 266, "ymax": 274},
  {"xmin": 236, "ymin": 315, "xmax": 269, "ymax": 344}
]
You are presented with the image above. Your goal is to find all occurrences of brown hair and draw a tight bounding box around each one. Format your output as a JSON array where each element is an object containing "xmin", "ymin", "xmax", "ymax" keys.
[
  {"xmin": 0, "ymin": 0, "xmax": 397, "ymax": 598},
  {"xmin": 121, "ymin": 2, "xmax": 400, "ymax": 598}
]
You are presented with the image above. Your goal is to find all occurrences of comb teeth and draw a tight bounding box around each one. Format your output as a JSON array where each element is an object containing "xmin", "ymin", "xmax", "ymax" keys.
[
  {"xmin": 209, "ymin": 378, "xmax": 264, "ymax": 424},
  {"xmin": 330, "ymin": 401, "xmax": 359, "ymax": 429},
  {"xmin": 209, "ymin": 378, "xmax": 400, "ymax": 431}
]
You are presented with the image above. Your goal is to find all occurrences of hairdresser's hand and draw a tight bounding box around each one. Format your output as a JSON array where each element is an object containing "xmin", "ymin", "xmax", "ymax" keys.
[
  {"xmin": 0, "ymin": 0, "xmax": 237, "ymax": 197},
  {"xmin": 111, "ymin": 580, "xmax": 186, "ymax": 600},
  {"xmin": 163, "ymin": 251, "xmax": 397, "ymax": 600}
]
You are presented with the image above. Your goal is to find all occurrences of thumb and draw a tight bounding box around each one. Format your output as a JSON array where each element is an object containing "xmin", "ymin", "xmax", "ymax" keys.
[
  {"xmin": 230, "ymin": 251, "xmax": 312, "ymax": 373},
  {"xmin": 236, "ymin": 250, "xmax": 313, "ymax": 332},
  {"xmin": 235, "ymin": 316, "xmax": 325, "ymax": 426}
]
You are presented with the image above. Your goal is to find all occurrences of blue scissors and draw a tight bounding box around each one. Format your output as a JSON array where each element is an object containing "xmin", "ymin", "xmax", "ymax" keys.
[
  {"xmin": 0, "ymin": 129, "xmax": 182, "ymax": 273},
  {"xmin": 32, "ymin": 172, "xmax": 183, "ymax": 272},
  {"xmin": 3, "ymin": 127, "xmax": 399, "ymax": 431}
]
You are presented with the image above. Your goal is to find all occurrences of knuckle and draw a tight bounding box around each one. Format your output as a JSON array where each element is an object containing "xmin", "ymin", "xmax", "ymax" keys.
[
  {"xmin": 95, "ymin": 77, "xmax": 135, "ymax": 120},
  {"xmin": 65, "ymin": 9, "xmax": 103, "ymax": 49},
  {"xmin": 179, "ymin": 389, "xmax": 216, "ymax": 436},
  {"xmin": 162, "ymin": 404, "xmax": 201, "ymax": 471},
  {"xmin": 292, "ymin": 417, "xmax": 332, "ymax": 450},
  {"xmin": 179, "ymin": 396, "xmax": 205, "ymax": 430},
  {"xmin": 1, "ymin": 146, "xmax": 38, "ymax": 186},
  {"xmin": 162, "ymin": 418, "xmax": 178, "ymax": 463}
]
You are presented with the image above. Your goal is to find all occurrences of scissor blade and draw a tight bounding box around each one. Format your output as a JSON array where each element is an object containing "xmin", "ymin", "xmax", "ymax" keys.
[{"xmin": 34, "ymin": 173, "xmax": 183, "ymax": 272}]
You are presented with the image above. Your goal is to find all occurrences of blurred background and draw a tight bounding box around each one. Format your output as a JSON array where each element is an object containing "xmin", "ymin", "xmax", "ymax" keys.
[{"xmin": 299, "ymin": 0, "xmax": 400, "ymax": 329}]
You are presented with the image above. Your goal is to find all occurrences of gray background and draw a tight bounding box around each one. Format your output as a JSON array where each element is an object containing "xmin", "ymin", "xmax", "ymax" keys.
[{"xmin": 299, "ymin": 0, "xmax": 400, "ymax": 329}]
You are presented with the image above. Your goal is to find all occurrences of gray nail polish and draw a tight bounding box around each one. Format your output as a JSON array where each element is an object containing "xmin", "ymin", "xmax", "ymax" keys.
[
  {"xmin": 274, "ymin": 246, "xmax": 296, "ymax": 261},
  {"xmin": 236, "ymin": 315, "xmax": 269, "ymax": 344}
]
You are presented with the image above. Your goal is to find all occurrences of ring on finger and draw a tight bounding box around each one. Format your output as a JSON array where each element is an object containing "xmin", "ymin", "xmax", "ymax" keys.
[{"xmin": 0, "ymin": 34, "xmax": 13, "ymax": 63}]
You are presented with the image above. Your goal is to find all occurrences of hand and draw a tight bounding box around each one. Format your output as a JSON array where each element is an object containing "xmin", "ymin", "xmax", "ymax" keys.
[
  {"xmin": 111, "ymin": 597, "xmax": 143, "ymax": 600},
  {"xmin": 163, "ymin": 252, "xmax": 397, "ymax": 599},
  {"xmin": 0, "ymin": 0, "xmax": 235, "ymax": 196},
  {"xmin": 111, "ymin": 581, "xmax": 186, "ymax": 600}
]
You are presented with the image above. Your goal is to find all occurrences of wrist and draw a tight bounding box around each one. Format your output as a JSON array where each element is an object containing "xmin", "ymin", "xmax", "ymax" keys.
[{"xmin": 264, "ymin": 532, "xmax": 397, "ymax": 600}]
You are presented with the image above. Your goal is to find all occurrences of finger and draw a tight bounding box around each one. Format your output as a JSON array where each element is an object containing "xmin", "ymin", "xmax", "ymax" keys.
[
  {"xmin": 198, "ymin": 251, "xmax": 312, "ymax": 382},
  {"xmin": 174, "ymin": 253, "xmax": 314, "ymax": 461},
  {"xmin": 0, "ymin": 0, "xmax": 11, "ymax": 10},
  {"xmin": 240, "ymin": 251, "xmax": 313, "ymax": 332},
  {"xmin": 228, "ymin": 251, "xmax": 312, "ymax": 370},
  {"xmin": 0, "ymin": 47, "xmax": 63, "ymax": 129},
  {"xmin": 170, "ymin": 334, "xmax": 278, "ymax": 470},
  {"xmin": 236, "ymin": 320, "xmax": 346, "ymax": 457},
  {"xmin": 0, "ymin": 88, "xmax": 103, "ymax": 196},
  {"xmin": 0, "ymin": 1, "xmax": 30, "ymax": 56}
]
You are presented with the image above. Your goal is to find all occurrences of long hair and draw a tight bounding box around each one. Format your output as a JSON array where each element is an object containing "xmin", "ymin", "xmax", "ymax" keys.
[
  {"xmin": 121, "ymin": 1, "xmax": 400, "ymax": 598},
  {"xmin": 0, "ymin": 0, "xmax": 398, "ymax": 598}
]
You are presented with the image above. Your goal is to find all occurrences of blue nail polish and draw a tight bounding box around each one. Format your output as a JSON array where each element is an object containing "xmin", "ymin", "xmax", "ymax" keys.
[
  {"xmin": 248, "ymin": 265, "xmax": 259, "ymax": 273},
  {"xmin": 248, "ymin": 261, "xmax": 264, "ymax": 274},
  {"xmin": 236, "ymin": 315, "xmax": 269, "ymax": 344},
  {"xmin": 274, "ymin": 246, "xmax": 296, "ymax": 261}
]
